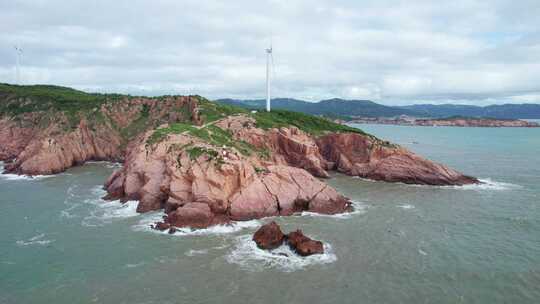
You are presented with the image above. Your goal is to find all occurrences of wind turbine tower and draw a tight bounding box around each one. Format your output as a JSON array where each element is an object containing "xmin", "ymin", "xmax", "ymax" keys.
[
  {"xmin": 265, "ymin": 45, "xmax": 273, "ymax": 112},
  {"xmin": 14, "ymin": 46, "xmax": 23, "ymax": 85}
]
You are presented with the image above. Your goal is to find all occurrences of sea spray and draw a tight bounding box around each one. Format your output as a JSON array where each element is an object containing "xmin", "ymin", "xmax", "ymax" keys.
[{"xmin": 226, "ymin": 234, "xmax": 337, "ymax": 272}]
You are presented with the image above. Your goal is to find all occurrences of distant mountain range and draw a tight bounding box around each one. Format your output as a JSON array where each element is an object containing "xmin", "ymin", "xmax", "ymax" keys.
[{"xmin": 217, "ymin": 98, "xmax": 540, "ymax": 119}]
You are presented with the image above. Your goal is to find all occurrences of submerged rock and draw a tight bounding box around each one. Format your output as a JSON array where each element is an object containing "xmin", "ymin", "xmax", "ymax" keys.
[
  {"xmin": 252, "ymin": 221, "xmax": 285, "ymax": 250},
  {"xmin": 286, "ymin": 229, "xmax": 324, "ymax": 256}
]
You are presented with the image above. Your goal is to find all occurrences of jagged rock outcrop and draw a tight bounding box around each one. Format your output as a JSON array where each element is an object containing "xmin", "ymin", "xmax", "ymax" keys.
[
  {"xmin": 287, "ymin": 229, "xmax": 324, "ymax": 256},
  {"xmin": 251, "ymin": 222, "xmax": 325, "ymax": 256},
  {"xmin": 0, "ymin": 96, "xmax": 200, "ymax": 175},
  {"xmin": 1, "ymin": 85, "xmax": 480, "ymax": 230},
  {"xmin": 215, "ymin": 116, "xmax": 330, "ymax": 178},
  {"xmin": 253, "ymin": 221, "xmax": 285, "ymax": 250},
  {"xmin": 103, "ymin": 113, "xmax": 478, "ymax": 228},
  {"xmin": 218, "ymin": 115, "xmax": 478, "ymax": 186},
  {"xmin": 104, "ymin": 125, "xmax": 352, "ymax": 225},
  {"xmin": 316, "ymin": 133, "xmax": 478, "ymax": 185}
]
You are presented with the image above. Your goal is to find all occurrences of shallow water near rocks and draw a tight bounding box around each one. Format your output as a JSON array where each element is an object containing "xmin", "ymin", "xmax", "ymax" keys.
[{"xmin": 1, "ymin": 125, "xmax": 539, "ymax": 303}]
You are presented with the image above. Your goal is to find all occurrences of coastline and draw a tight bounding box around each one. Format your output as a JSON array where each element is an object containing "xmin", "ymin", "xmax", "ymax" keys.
[{"xmin": 346, "ymin": 117, "xmax": 540, "ymax": 128}]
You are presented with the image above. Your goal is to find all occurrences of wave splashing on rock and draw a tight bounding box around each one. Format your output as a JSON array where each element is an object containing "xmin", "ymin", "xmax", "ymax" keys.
[
  {"xmin": 300, "ymin": 200, "xmax": 368, "ymax": 219},
  {"xmin": 133, "ymin": 212, "xmax": 261, "ymax": 236},
  {"xmin": 226, "ymin": 234, "xmax": 337, "ymax": 272},
  {"xmin": 80, "ymin": 186, "xmax": 139, "ymax": 227}
]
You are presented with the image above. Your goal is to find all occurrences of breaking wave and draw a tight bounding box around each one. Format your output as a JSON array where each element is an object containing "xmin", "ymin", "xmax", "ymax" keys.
[
  {"xmin": 397, "ymin": 204, "xmax": 415, "ymax": 210},
  {"xmin": 300, "ymin": 200, "xmax": 368, "ymax": 218},
  {"xmin": 132, "ymin": 212, "xmax": 261, "ymax": 236},
  {"xmin": 16, "ymin": 233, "xmax": 54, "ymax": 246},
  {"xmin": 453, "ymin": 178, "xmax": 523, "ymax": 191},
  {"xmin": 352, "ymin": 174, "xmax": 522, "ymax": 191},
  {"xmin": 226, "ymin": 234, "xmax": 337, "ymax": 272},
  {"xmin": 82, "ymin": 200, "xmax": 139, "ymax": 227},
  {"xmin": 84, "ymin": 161, "xmax": 122, "ymax": 169},
  {"xmin": 81, "ymin": 186, "xmax": 139, "ymax": 226},
  {"xmin": 185, "ymin": 249, "xmax": 209, "ymax": 256}
]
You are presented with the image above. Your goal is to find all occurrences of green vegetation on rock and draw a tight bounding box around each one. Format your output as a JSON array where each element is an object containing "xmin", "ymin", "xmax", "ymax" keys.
[
  {"xmin": 1, "ymin": 83, "xmax": 382, "ymax": 152},
  {"xmin": 147, "ymin": 122, "xmax": 257, "ymax": 156},
  {"xmin": 250, "ymin": 109, "xmax": 368, "ymax": 136},
  {"xmin": 0, "ymin": 83, "xmax": 127, "ymax": 115},
  {"xmin": 197, "ymin": 97, "xmax": 248, "ymax": 122}
]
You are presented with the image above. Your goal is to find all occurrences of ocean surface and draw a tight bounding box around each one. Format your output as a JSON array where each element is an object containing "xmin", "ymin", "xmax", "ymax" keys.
[{"xmin": 1, "ymin": 124, "xmax": 539, "ymax": 304}]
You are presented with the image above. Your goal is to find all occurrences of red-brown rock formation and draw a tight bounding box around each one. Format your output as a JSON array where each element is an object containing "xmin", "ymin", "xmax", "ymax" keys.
[
  {"xmin": 218, "ymin": 115, "xmax": 478, "ymax": 186},
  {"xmin": 0, "ymin": 96, "xmax": 200, "ymax": 175},
  {"xmin": 316, "ymin": 133, "xmax": 478, "ymax": 185},
  {"xmin": 1, "ymin": 91, "xmax": 480, "ymax": 230},
  {"xmin": 287, "ymin": 229, "xmax": 324, "ymax": 256},
  {"xmin": 252, "ymin": 221, "xmax": 285, "ymax": 249},
  {"xmin": 103, "ymin": 125, "xmax": 352, "ymax": 227}
]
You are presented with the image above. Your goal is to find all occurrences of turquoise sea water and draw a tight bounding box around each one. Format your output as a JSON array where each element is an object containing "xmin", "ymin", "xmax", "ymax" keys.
[{"xmin": 1, "ymin": 125, "xmax": 539, "ymax": 304}]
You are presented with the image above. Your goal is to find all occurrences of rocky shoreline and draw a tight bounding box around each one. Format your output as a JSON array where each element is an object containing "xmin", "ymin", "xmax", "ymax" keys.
[
  {"xmin": 348, "ymin": 116, "xmax": 539, "ymax": 127},
  {"xmin": 0, "ymin": 85, "xmax": 479, "ymax": 230}
]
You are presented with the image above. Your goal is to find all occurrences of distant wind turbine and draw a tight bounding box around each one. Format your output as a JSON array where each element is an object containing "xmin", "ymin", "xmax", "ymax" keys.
[
  {"xmin": 265, "ymin": 44, "xmax": 274, "ymax": 112},
  {"xmin": 14, "ymin": 46, "xmax": 23, "ymax": 84}
]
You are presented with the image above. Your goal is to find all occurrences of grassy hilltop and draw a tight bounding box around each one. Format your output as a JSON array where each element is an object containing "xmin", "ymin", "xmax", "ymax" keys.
[{"xmin": 0, "ymin": 83, "xmax": 368, "ymax": 141}]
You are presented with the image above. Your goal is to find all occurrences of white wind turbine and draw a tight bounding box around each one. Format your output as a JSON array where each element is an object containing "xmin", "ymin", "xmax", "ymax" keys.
[
  {"xmin": 14, "ymin": 46, "xmax": 23, "ymax": 84},
  {"xmin": 265, "ymin": 43, "xmax": 274, "ymax": 112}
]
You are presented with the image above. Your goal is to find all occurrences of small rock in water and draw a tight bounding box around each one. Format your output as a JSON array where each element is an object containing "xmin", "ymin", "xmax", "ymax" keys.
[
  {"xmin": 168, "ymin": 227, "xmax": 177, "ymax": 234},
  {"xmin": 287, "ymin": 230, "xmax": 324, "ymax": 256},
  {"xmin": 252, "ymin": 221, "xmax": 285, "ymax": 250},
  {"xmin": 252, "ymin": 222, "xmax": 325, "ymax": 257},
  {"xmin": 154, "ymin": 222, "xmax": 171, "ymax": 231}
]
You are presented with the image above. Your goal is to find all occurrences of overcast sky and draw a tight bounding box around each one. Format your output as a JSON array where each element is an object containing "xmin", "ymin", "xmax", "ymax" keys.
[{"xmin": 1, "ymin": 0, "xmax": 539, "ymax": 105}]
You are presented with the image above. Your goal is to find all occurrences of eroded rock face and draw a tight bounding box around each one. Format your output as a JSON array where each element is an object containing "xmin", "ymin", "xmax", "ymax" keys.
[
  {"xmin": 0, "ymin": 96, "xmax": 200, "ymax": 175},
  {"xmin": 316, "ymin": 133, "xmax": 479, "ymax": 186},
  {"xmin": 104, "ymin": 128, "xmax": 352, "ymax": 228},
  {"xmin": 102, "ymin": 113, "xmax": 479, "ymax": 229},
  {"xmin": 252, "ymin": 221, "xmax": 285, "ymax": 250},
  {"xmin": 287, "ymin": 229, "xmax": 324, "ymax": 256},
  {"xmin": 218, "ymin": 115, "xmax": 478, "ymax": 186},
  {"xmin": 216, "ymin": 116, "xmax": 330, "ymax": 178}
]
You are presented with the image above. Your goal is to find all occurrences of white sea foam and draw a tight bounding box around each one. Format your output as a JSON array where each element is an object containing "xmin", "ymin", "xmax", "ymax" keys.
[
  {"xmin": 132, "ymin": 212, "xmax": 261, "ymax": 236},
  {"xmin": 60, "ymin": 203, "xmax": 81, "ymax": 218},
  {"xmin": 185, "ymin": 249, "xmax": 209, "ymax": 256},
  {"xmin": 300, "ymin": 201, "xmax": 368, "ymax": 219},
  {"xmin": 84, "ymin": 161, "xmax": 123, "ymax": 169},
  {"xmin": 124, "ymin": 262, "xmax": 145, "ymax": 268},
  {"xmin": 353, "ymin": 174, "xmax": 521, "ymax": 191},
  {"xmin": 0, "ymin": 172, "xmax": 54, "ymax": 181},
  {"xmin": 226, "ymin": 234, "xmax": 337, "ymax": 272},
  {"xmin": 16, "ymin": 233, "xmax": 54, "ymax": 246},
  {"xmin": 79, "ymin": 185, "xmax": 138, "ymax": 226},
  {"xmin": 454, "ymin": 178, "xmax": 523, "ymax": 191},
  {"xmin": 397, "ymin": 204, "xmax": 415, "ymax": 210},
  {"xmin": 0, "ymin": 161, "xmax": 51, "ymax": 180}
]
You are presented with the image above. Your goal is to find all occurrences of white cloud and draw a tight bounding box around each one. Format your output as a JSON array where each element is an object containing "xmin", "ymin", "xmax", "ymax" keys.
[{"xmin": 0, "ymin": 0, "xmax": 539, "ymax": 105}]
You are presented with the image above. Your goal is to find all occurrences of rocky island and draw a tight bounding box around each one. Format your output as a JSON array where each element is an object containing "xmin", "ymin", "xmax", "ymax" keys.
[{"xmin": 0, "ymin": 84, "xmax": 478, "ymax": 229}]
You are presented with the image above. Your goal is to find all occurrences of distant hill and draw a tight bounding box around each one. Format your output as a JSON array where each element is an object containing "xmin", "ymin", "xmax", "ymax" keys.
[
  {"xmin": 398, "ymin": 104, "xmax": 540, "ymax": 119},
  {"xmin": 218, "ymin": 98, "xmax": 540, "ymax": 119},
  {"xmin": 216, "ymin": 98, "xmax": 420, "ymax": 118}
]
